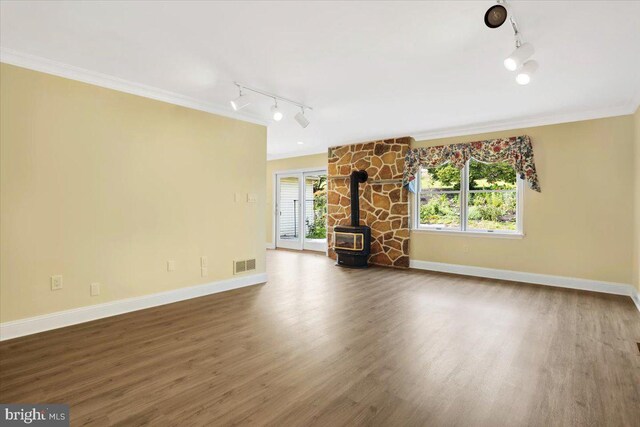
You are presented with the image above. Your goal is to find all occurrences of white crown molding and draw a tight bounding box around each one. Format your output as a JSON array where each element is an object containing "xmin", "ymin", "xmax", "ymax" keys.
[
  {"xmin": 0, "ymin": 47, "xmax": 268, "ymax": 126},
  {"xmin": 270, "ymin": 95, "xmax": 637, "ymax": 159},
  {"xmin": 3, "ymin": 48, "xmax": 638, "ymax": 162},
  {"xmin": 0, "ymin": 272, "xmax": 268, "ymax": 341},
  {"xmin": 410, "ymin": 259, "xmax": 640, "ymax": 313},
  {"xmin": 411, "ymin": 104, "xmax": 637, "ymax": 142},
  {"xmin": 627, "ymin": 71, "xmax": 640, "ymax": 114}
]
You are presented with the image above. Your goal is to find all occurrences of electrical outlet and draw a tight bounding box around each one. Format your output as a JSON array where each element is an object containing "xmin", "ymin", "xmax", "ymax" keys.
[
  {"xmin": 201, "ymin": 267, "xmax": 208, "ymax": 277},
  {"xmin": 90, "ymin": 283, "xmax": 100, "ymax": 296},
  {"xmin": 167, "ymin": 260, "xmax": 176, "ymax": 272},
  {"xmin": 51, "ymin": 275, "xmax": 63, "ymax": 291},
  {"xmin": 201, "ymin": 256, "xmax": 208, "ymax": 268}
]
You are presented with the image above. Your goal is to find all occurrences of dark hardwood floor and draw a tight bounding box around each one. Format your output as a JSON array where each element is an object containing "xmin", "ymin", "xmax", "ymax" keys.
[{"xmin": 1, "ymin": 250, "xmax": 639, "ymax": 426}]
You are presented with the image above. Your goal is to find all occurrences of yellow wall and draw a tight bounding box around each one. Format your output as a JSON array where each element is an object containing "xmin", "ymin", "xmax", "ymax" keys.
[
  {"xmin": 411, "ymin": 116, "xmax": 635, "ymax": 285},
  {"xmin": 267, "ymin": 116, "xmax": 637, "ymax": 285},
  {"xmin": 634, "ymin": 106, "xmax": 640, "ymax": 290},
  {"xmin": 0, "ymin": 64, "xmax": 267, "ymax": 322},
  {"xmin": 265, "ymin": 153, "xmax": 327, "ymax": 245}
]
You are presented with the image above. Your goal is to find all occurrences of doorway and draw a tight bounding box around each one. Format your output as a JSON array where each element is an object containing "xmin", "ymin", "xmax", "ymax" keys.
[{"xmin": 275, "ymin": 169, "xmax": 327, "ymax": 252}]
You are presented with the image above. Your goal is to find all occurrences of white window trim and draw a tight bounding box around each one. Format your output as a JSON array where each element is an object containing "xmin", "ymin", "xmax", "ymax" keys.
[{"xmin": 411, "ymin": 160, "xmax": 524, "ymax": 238}]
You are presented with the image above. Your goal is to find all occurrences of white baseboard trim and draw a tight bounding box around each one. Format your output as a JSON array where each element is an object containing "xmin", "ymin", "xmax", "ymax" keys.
[
  {"xmin": 410, "ymin": 260, "xmax": 640, "ymax": 312},
  {"xmin": 266, "ymin": 243, "xmax": 276, "ymax": 250},
  {"xmin": 0, "ymin": 272, "xmax": 268, "ymax": 341}
]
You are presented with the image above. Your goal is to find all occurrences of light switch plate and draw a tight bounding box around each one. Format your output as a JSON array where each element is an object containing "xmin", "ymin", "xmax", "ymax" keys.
[
  {"xmin": 51, "ymin": 275, "xmax": 63, "ymax": 291},
  {"xmin": 167, "ymin": 260, "xmax": 176, "ymax": 272},
  {"xmin": 90, "ymin": 283, "xmax": 100, "ymax": 296},
  {"xmin": 234, "ymin": 192, "xmax": 242, "ymax": 202}
]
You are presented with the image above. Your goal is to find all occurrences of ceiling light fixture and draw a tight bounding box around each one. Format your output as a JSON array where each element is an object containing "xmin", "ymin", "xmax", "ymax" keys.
[
  {"xmin": 504, "ymin": 42, "xmax": 534, "ymax": 71},
  {"xmin": 230, "ymin": 87, "xmax": 251, "ymax": 111},
  {"xmin": 484, "ymin": 2, "xmax": 508, "ymax": 28},
  {"xmin": 294, "ymin": 108, "xmax": 310, "ymax": 128},
  {"xmin": 271, "ymin": 100, "xmax": 283, "ymax": 121},
  {"xmin": 492, "ymin": 1, "xmax": 539, "ymax": 85},
  {"xmin": 230, "ymin": 82, "xmax": 312, "ymax": 125},
  {"xmin": 515, "ymin": 60, "xmax": 538, "ymax": 85}
]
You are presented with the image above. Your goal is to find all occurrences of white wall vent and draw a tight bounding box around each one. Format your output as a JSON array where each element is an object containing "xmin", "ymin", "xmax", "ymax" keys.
[
  {"xmin": 234, "ymin": 260, "xmax": 246, "ymax": 274},
  {"xmin": 234, "ymin": 258, "xmax": 256, "ymax": 274}
]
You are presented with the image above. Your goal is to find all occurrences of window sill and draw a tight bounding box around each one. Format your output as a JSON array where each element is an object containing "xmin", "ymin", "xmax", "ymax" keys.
[{"xmin": 411, "ymin": 228, "xmax": 524, "ymax": 239}]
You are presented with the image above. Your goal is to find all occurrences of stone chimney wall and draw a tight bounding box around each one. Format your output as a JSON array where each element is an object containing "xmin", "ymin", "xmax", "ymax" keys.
[{"xmin": 327, "ymin": 137, "xmax": 412, "ymax": 268}]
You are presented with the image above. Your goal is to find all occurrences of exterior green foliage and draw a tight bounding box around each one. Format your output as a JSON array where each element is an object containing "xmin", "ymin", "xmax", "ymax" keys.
[
  {"xmin": 419, "ymin": 160, "xmax": 517, "ymax": 231},
  {"xmin": 469, "ymin": 161, "xmax": 516, "ymax": 189},
  {"xmin": 433, "ymin": 165, "xmax": 461, "ymax": 189},
  {"xmin": 306, "ymin": 177, "xmax": 327, "ymax": 239},
  {"xmin": 420, "ymin": 194, "xmax": 460, "ymax": 227},
  {"xmin": 467, "ymin": 191, "xmax": 516, "ymax": 230},
  {"xmin": 431, "ymin": 162, "xmax": 516, "ymax": 190}
]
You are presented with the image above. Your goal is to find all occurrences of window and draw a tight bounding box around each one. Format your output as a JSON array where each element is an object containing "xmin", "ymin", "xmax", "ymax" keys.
[{"xmin": 415, "ymin": 159, "xmax": 522, "ymax": 235}]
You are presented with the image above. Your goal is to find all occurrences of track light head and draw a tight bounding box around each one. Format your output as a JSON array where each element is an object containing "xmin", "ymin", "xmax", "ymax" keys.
[
  {"xmin": 230, "ymin": 94, "xmax": 250, "ymax": 111},
  {"xmin": 504, "ymin": 42, "xmax": 535, "ymax": 71},
  {"xmin": 230, "ymin": 88, "xmax": 251, "ymax": 111},
  {"xmin": 294, "ymin": 109, "xmax": 310, "ymax": 128},
  {"xmin": 515, "ymin": 60, "xmax": 538, "ymax": 85},
  {"xmin": 271, "ymin": 102, "xmax": 283, "ymax": 121},
  {"xmin": 484, "ymin": 3, "xmax": 508, "ymax": 28}
]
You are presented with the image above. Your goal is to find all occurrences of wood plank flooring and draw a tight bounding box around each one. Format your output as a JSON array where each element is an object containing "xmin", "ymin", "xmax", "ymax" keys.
[{"xmin": 1, "ymin": 249, "xmax": 639, "ymax": 426}]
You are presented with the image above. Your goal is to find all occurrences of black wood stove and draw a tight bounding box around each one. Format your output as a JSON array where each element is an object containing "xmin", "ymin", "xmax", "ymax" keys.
[{"xmin": 334, "ymin": 170, "xmax": 371, "ymax": 268}]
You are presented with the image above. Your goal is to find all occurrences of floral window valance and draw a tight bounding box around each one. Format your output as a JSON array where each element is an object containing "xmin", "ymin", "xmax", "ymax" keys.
[{"xmin": 402, "ymin": 135, "xmax": 541, "ymax": 192}]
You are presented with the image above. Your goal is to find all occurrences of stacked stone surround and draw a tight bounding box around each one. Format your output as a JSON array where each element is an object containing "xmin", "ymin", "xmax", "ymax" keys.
[{"xmin": 327, "ymin": 137, "xmax": 412, "ymax": 268}]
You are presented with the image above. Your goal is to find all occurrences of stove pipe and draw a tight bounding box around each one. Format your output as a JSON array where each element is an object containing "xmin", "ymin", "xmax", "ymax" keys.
[{"xmin": 350, "ymin": 170, "xmax": 368, "ymax": 226}]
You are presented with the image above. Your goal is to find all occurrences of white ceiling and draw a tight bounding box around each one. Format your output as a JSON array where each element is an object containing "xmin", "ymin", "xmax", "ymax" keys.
[{"xmin": 2, "ymin": 1, "xmax": 640, "ymax": 159}]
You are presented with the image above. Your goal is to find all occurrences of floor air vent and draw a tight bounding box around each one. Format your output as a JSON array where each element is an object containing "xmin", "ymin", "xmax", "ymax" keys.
[{"xmin": 234, "ymin": 259, "xmax": 256, "ymax": 275}]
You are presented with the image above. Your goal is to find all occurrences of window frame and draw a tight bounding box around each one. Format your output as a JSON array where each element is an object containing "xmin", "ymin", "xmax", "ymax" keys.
[{"xmin": 412, "ymin": 160, "xmax": 524, "ymax": 238}]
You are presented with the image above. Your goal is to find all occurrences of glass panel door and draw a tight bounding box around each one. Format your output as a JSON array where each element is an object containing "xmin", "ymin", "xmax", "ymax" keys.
[
  {"xmin": 303, "ymin": 172, "xmax": 327, "ymax": 252},
  {"xmin": 275, "ymin": 170, "xmax": 327, "ymax": 252},
  {"xmin": 276, "ymin": 174, "xmax": 302, "ymax": 250}
]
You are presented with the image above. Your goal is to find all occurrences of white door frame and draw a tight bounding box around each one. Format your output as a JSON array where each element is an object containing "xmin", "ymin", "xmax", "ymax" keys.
[
  {"xmin": 276, "ymin": 172, "xmax": 304, "ymax": 250},
  {"xmin": 273, "ymin": 167, "xmax": 327, "ymax": 252}
]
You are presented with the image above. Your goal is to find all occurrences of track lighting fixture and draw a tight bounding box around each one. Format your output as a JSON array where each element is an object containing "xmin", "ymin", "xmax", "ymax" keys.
[
  {"xmin": 230, "ymin": 82, "xmax": 312, "ymax": 126},
  {"xmin": 294, "ymin": 108, "xmax": 310, "ymax": 128},
  {"xmin": 504, "ymin": 42, "xmax": 534, "ymax": 71},
  {"xmin": 515, "ymin": 61, "xmax": 538, "ymax": 85},
  {"xmin": 230, "ymin": 87, "xmax": 251, "ymax": 111},
  {"xmin": 489, "ymin": 1, "xmax": 539, "ymax": 85},
  {"xmin": 271, "ymin": 101, "xmax": 283, "ymax": 121}
]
